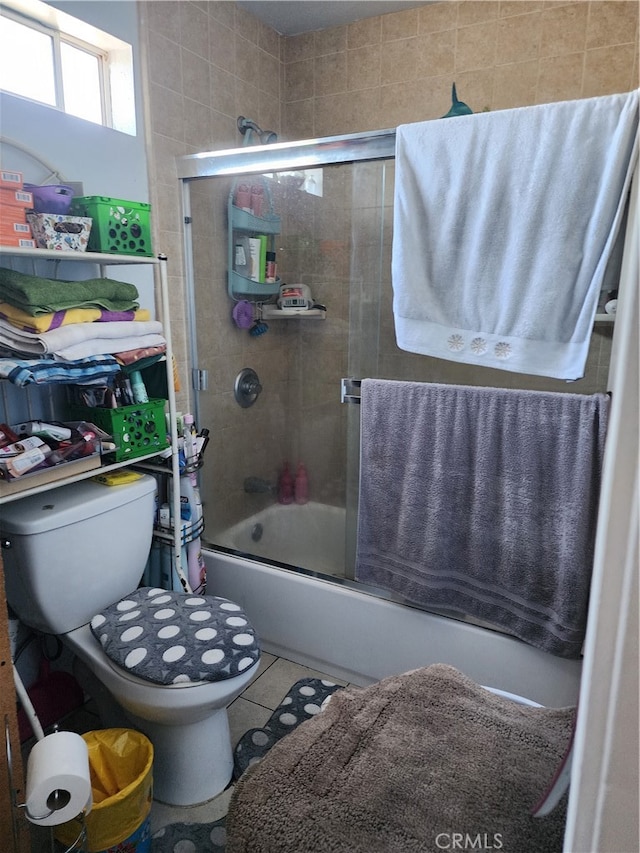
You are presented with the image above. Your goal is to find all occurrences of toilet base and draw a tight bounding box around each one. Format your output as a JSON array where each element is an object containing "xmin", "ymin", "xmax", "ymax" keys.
[
  {"xmin": 74, "ymin": 657, "xmax": 236, "ymax": 806},
  {"xmin": 126, "ymin": 707, "xmax": 234, "ymax": 806}
]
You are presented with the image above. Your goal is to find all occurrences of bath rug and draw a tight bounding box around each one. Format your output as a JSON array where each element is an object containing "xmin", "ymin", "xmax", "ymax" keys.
[
  {"xmin": 233, "ymin": 677, "xmax": 343, "ymax": 779},
  {"xmin": 226, "ymin": 664, "xmax": 575, "ymax": 853},
  {"xmin": 152, "ymin": 816, "xmax": 226, "ymax": 852}
]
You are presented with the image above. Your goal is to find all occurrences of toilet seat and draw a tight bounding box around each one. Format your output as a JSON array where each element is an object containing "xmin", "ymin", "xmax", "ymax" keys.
[{"xmin": 91, "ymin": 587, "xmax": 260, "ymax": 686}]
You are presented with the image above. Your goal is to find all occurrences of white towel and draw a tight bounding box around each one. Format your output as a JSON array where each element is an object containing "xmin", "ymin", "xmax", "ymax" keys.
[
  {"xmin": 53, "ymin": 334, "xmax": 166, "ymax": 361},
  {"xmin": 392, "ymin": 91, "xmax": 639, "ymax": 380},
  {"xmin": 0, "ymin": 318, "xmax": 163, "ymax": 355}
]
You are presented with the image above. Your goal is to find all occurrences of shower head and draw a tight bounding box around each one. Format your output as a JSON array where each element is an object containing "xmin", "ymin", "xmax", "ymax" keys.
[{"xmin": 237, "ymin": 116, "xmax": 278, "ymax": 145}]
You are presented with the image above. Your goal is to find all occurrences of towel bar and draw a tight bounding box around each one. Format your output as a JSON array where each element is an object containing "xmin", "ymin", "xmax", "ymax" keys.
[{"xmin": 340, "ymin": 378, "xmax": 361, "ymax": 404}]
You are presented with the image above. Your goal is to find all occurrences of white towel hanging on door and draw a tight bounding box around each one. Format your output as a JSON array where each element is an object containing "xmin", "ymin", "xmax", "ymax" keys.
[{"xmin": 392, "ymin": 90, "xmax": 639, "ymax": 380}]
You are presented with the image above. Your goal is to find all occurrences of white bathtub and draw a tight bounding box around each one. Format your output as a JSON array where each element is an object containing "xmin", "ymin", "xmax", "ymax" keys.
[
  {"xmin": 204, "ymin": 546, "xmax": 583, "ymax": 708},
  {"xmin": 213, "ymin": 501, "xmax": 346, "ymax": 576}
]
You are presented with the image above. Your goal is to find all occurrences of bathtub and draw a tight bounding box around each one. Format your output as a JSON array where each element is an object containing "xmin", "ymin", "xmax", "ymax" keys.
[
  {"xmin": 204, "ymin": 544, "xmax": 583, "ymax": 708},
  {"xmin": 212, "ymin": 501, "xmax": 346, "ymax": 576}
]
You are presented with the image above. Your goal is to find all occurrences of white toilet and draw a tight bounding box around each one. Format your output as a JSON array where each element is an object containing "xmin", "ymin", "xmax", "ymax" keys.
[{"xmin": 0, "ymin": 474, "xmax": 261, "ymax": 806}]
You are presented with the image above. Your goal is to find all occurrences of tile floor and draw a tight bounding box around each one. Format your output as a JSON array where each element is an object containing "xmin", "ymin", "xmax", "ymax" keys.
[{"xmin": 25, "ymin": 651, "xmax": 349, "ymax": 851}]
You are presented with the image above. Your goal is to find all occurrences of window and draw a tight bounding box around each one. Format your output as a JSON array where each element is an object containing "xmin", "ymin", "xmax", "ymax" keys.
[{"xmin": 0, "ymin": 0, "xmax": 135, "ymax": 135}]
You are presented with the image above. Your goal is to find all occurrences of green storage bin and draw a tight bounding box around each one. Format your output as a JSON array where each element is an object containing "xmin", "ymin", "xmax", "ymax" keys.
[
  {"xmin": 70, "ymin": 196, "xmax": 153, "ymax": 256},
  {"xmin": 68, "ymin": 399, "xmax": 168, "ymax": 462}
]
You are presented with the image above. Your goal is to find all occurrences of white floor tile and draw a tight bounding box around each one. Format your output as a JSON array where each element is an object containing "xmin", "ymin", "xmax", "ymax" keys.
[
  {"xmin": 228, "ymin": 696, "xmax": 273, "ymax": 748},
  {"xmin": 150, "ymin": 786, "xmax": 233, "ymax": 834},
  {"xmin": 240, "ymin": 656, "xmax": 347, "ymax": 710}
]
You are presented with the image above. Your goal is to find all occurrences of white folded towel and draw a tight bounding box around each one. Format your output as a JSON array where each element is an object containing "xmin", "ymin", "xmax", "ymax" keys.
[
  {"xmin": 53, "ymin": 334, "xmax": 166, "ymax": 361},
  {"xmin": 392, "ymin": 91, "xmax": 639, "ymax": 380},
  {"xmin": 0, "ymin": 318, "xmax": 163, "ymax": 355}
]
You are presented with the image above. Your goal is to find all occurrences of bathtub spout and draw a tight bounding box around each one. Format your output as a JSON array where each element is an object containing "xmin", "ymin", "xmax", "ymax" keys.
[{"xmin": 244, "ymin": 477, "xmax": 275, "ymax": 494}]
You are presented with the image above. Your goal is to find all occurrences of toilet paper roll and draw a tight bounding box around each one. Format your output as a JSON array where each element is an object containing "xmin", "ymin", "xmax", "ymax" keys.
[{"xmin": 26, "ymin": 731, "xmax": 92, "ymax": 826}]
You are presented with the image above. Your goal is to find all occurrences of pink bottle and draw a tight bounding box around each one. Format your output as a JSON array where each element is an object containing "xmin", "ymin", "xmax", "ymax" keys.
[
  {"xmin": 295, "ymin": 463, "xmax": 309, "ymax": 505},
  {"xmin": 235, "ymin": 183, "xmax": 251, "ymax": 211},
  {"xmin": 278, "ymin": 462, "xmax": 294, "ymax": 505}
]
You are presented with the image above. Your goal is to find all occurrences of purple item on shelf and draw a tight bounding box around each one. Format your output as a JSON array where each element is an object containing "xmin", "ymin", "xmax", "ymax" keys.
[
  {"xmin": 232, "ymin": 301, "xmax": 254, "ymax": 329},
  {"xmin": 24, "ymin": 184, "xmax": 75, "ymax": 214}
]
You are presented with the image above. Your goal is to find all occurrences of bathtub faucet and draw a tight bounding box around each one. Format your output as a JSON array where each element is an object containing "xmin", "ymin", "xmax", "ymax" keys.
[{"xmin": 244, "ymin": 477, "xmax": 275, "ymax": 494}]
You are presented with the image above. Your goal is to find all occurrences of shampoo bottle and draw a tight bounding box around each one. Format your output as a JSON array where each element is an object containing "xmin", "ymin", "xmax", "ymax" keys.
[
  {"xmin": 278, "ymin": 462, "xmax": 294, "ymax": 505},
  {"xmin": 295, "ymin": 463, "xmax": 309, "ymax": 505}
]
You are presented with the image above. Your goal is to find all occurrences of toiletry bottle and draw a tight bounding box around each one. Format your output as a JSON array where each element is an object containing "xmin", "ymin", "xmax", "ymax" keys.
[
  {"xmin": 278, "ymin": 462, "xmax": 294, "ymax": 505},
  {"xmin": 130, "ymin": 370, "xmax": 149, "ymax": 403},
  {"xmin": 250, "ymin": 184, "xmax": 264, "ymax": 217},
  {"xmin": 295, "ymin": 463, "xmax": 309, "ymax": 505},
  {"xmin": 265, "ymin": 251, "xmax": 277, "ymax": 284},
  {"xmin": 183, "ymin": 413, "xmax": 198, "ymax": 477},
  {"xmin": 234, "ymin": 183, "xmax": 251, "ymax": 211}
]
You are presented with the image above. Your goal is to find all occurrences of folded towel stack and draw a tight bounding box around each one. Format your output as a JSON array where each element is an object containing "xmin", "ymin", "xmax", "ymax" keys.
[{"xmin": 0, "ymin": 267, "xmax": 166, "ymax": 386}]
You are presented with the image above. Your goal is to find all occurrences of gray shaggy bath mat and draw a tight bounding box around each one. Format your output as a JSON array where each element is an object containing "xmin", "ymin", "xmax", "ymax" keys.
[{"xmin": 226, "ymin": 664, "xmax": 575, "ymax": 853}]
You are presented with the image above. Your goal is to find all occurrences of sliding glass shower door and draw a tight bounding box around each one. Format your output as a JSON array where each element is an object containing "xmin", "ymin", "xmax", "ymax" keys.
[{"xmin": 180, "ymin": 134, "xmax": 395, "ymax": 582}]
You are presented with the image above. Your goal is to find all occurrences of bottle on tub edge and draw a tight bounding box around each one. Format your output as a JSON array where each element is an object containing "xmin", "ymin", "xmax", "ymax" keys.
[
  {"xmin": 295, "ymin": 463, "xmax": 309, "ymax": 505},
  {"xmin": 277, "ymin": 461, "xmax": 294, "ymax": 505}
]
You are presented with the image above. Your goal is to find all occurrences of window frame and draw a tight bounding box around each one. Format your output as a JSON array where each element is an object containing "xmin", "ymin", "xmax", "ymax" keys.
[{"xmin": 0, "ymin": 2, "xmax": 133, "ymax": 135}]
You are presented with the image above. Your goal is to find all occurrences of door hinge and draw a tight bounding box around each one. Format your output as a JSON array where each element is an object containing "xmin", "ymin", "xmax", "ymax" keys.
[{"xmin": 192, "ymin": 368, "xmax": 208, "ymax": 391}]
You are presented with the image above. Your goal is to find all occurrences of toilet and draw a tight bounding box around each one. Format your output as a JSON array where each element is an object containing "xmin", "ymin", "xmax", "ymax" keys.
[{"xmin": 0, "ymin": 474, "xmax": 261, "ymax": 806}]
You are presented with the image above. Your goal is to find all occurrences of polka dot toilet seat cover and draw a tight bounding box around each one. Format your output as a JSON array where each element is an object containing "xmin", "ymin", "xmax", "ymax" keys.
[{"xmin": 90, "ymin": 587, "xmax": 260, "ymax": 685}]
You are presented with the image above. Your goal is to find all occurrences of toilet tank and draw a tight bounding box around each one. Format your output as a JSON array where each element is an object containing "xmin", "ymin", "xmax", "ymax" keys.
[{"xmin": 0, "ymin": 474, "xmax": 157, "ymax": 635}]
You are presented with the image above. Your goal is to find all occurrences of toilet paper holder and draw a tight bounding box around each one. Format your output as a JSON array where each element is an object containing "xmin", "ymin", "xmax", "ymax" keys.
[
  {"xmin": 7, "ymin": 724, "xmax": 89, "ymax": 852},
  {"xmin": 7, "ymin": 716, "xmax": 89, "ymax": 852}
]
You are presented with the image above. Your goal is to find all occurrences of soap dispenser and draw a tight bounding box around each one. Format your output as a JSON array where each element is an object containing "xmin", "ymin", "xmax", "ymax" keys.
[
  {"xmin": 294, "ymin": 463, "xmax": 309, "ymax": 505},
  {"xmin": 278, "ymin": 462, "xmax": 294, "ymax": 505}
]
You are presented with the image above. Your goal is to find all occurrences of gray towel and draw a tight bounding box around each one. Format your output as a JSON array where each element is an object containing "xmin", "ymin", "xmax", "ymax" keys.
[{"xmin": 355, "ymin": 379, "xmax": 609, "ymax": 658}]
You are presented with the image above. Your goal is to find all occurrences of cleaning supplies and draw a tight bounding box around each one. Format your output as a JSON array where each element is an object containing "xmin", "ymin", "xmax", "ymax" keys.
[
  {"xmin": 182, "ymin": 413, "xmax": 198, "ymax": 471},
  {"xmin": 295, "ymin": 463, "xmax": 309, "ymax": 505},
  {"xmin": 180, "ymin": 414, "xmax": 206, "ymax": 594},
  {"xmin": 277, "ymin": 462, "xmax": 294, "ymax": 504}
]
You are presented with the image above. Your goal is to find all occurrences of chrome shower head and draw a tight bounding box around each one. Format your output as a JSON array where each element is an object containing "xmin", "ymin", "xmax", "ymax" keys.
[{"xmin": 237, "ymin": 116, "xmax": 278, "ymax": 145}]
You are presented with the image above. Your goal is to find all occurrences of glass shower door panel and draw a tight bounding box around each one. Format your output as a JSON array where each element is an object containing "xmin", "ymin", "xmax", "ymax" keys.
[
  {"xmin": 344, "ymin": 160, "xmax": 393, "ymax": 578},
  {"xmin": 192, "ymin": 162, "xmax": 361, "ymax": 580}
]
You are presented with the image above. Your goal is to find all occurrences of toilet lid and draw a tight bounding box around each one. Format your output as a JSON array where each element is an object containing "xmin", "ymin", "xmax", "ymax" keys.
[{"xmin": 90, "ymin": 587, "xmax": 260, "ymax": 685}]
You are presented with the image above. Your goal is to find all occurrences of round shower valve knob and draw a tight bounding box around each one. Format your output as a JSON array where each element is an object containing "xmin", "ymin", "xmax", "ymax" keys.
[{"xmin": 234, "ymin": 368, "xmax": 263, "ymax": 408}]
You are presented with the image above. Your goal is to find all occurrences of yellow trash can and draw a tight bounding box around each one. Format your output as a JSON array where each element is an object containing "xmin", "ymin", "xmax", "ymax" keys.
[{"xmin": 55, "ymin": 728, "xmax": 153, "ymax": 853}]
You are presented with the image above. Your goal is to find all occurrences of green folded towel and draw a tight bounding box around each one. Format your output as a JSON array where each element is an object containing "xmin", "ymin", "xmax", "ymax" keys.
[{"xmin": 0, "ymin": 267, "xmax": 140, "ymax": 316}]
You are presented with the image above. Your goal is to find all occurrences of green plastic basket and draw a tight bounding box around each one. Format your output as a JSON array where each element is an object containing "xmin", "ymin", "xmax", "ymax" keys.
[
  {"xmin": 67, "ymin": 400, "xmax": 167, "ymax": 462},
  {"xmin": 70, "ymin": 196, "xmax": 153, "ymax": 256}
]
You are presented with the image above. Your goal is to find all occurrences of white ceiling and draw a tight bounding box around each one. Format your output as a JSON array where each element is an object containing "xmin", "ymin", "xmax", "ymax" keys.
[{"xmin": 236, "ymin": 1, "xmax": 429, "ymax": 36}]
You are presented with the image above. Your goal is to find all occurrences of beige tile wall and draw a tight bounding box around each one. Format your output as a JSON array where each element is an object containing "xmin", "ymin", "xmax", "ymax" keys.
[
  {"xmin": 283, "ymin": 1, "xmax": 638, "ymax": 137},
  {"xmin": 140, "ymin": 1, "xmax": 637, "ymax": 533}
]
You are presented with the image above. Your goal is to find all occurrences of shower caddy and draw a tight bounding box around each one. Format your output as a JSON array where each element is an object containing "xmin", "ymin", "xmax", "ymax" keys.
[{"xmin": 227, "ymin": 180, "xmax": 281, "ymax": 300}]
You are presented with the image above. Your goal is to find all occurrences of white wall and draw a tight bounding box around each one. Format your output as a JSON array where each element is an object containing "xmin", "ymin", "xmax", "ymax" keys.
[
  {"xmin": 1, "ymin": 1, "xmax": 146, "ymax": 199},
  {"xmin": 0, "ymin": 0, "xmax": 153, "ymax": 298}
]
